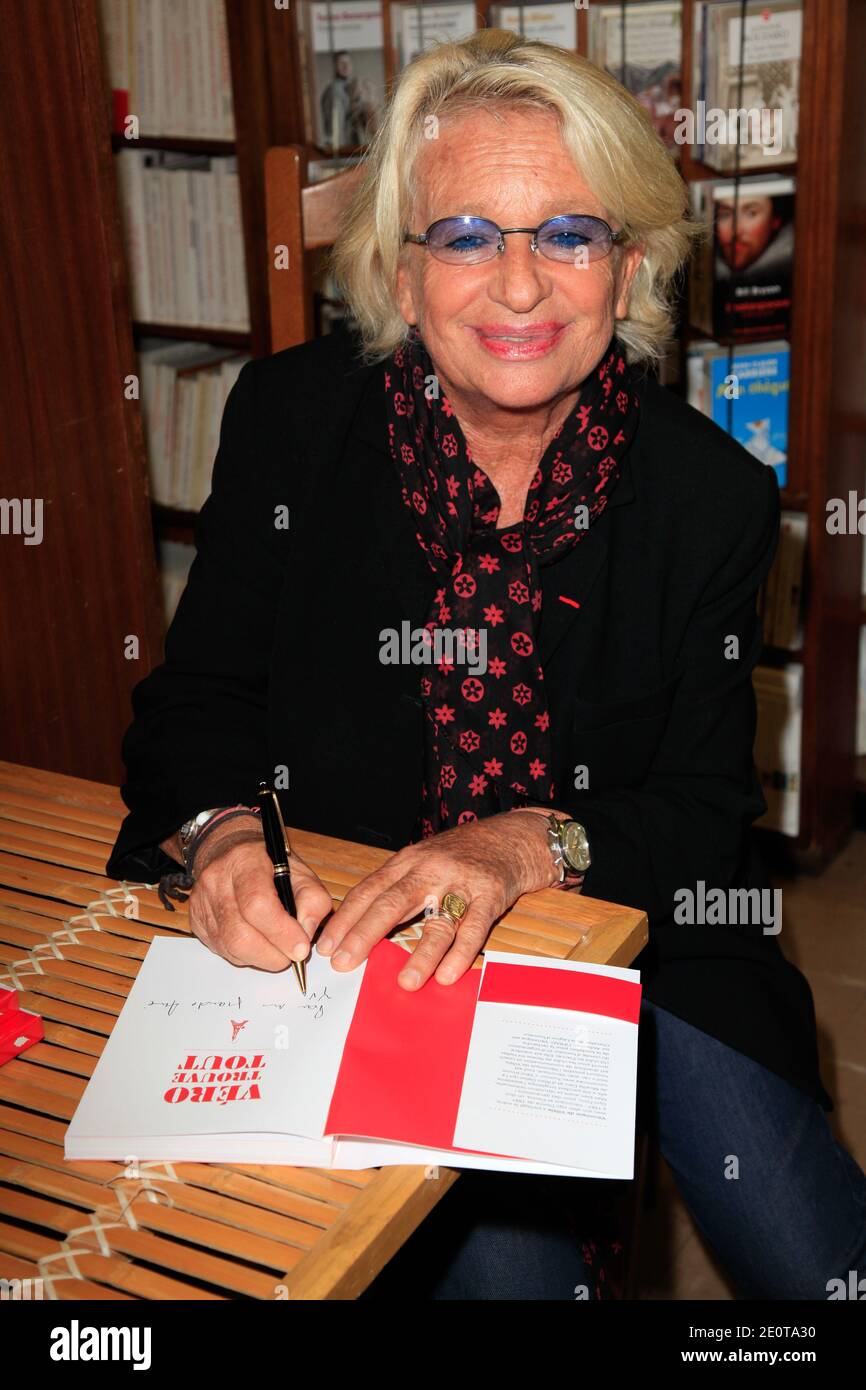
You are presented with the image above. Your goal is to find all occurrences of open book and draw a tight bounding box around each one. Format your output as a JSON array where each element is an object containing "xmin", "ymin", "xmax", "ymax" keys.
[{"xmin": 65, "ymin": 936, "xmax": 641, "ymax": 1177}]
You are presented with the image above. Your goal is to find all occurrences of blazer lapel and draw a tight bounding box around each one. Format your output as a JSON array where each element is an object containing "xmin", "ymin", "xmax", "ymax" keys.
[{"xmin": 538, "ymin": 453, "xmax": 636, "ymax": 666}]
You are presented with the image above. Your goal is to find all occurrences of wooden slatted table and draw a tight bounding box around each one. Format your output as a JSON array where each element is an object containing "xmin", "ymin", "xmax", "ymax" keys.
[{"xmin": 0, "ymin": 760, "xmax": 647, "ymax": 1300}]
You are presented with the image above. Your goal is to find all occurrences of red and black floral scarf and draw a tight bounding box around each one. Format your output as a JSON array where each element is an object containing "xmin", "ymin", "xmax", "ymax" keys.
[{"xmin": 383, "ymin": 331, "xmax": 641, "ymax": 837}]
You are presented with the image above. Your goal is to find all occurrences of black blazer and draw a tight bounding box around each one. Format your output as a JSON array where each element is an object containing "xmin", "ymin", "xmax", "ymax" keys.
[{"xmin": 108, "ymin": 327, "xmax": 830, "ymax": 1111}]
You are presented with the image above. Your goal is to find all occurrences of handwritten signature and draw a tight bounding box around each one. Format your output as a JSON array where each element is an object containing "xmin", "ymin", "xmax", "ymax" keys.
[{"xmin": 300, "ymin": 987, "xmax": 332, "ymax": 1022}]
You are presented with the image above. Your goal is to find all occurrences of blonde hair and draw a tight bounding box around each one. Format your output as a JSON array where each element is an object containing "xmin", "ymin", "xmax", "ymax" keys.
[{"xmin": 329, "ymin": 28, "xmax": 699, "ymax": 366}]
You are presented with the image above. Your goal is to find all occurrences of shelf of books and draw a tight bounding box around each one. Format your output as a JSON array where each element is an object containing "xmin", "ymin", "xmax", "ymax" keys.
[
  {"xmin": 96, "ymin": 0, "xmax": 864, "ymax": 858},
  {"xmin": 98, "ymin": 0, "xmax": 253, "ymax": 629}
]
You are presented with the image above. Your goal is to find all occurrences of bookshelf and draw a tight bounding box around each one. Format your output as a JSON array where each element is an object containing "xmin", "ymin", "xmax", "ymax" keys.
[{"xmin": 86, "ymin": 0, "xmax": 864, "ymax": 856}]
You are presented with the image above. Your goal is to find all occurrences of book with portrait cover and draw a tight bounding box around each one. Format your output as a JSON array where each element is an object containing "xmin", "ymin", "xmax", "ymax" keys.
[
  {"xmin": 295, "ymin": 0, "xmax": 386, "ymax": 152},
  {"xmin": 689, "ymin": 175, "xmax": 795, "ymax": 341},
  {"xmin": 65, "ymin": 936, "xmax": 641, "ymax": 1177}
]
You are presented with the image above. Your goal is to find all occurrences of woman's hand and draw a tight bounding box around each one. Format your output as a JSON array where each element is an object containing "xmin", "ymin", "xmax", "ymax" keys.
[
  {"xmin": 317, "ymin": 810, "xmax": 558, "ymax": 990},
  {"xmin": 186, "ymin": 819, "xmax": 333, "ymax": 971}
]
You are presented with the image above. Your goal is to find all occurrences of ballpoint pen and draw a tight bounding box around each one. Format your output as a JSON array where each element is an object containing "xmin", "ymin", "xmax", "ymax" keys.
[{"xmin": 257, "ymin": 781, "xmax": 306, "ymax": 995}]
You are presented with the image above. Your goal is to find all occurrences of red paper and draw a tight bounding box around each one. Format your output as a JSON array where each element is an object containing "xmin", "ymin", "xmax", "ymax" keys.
[
  {"xmin": 325, "ymin": 940, "xmax": 481, "ymax": 1149},
  {"xmin": 479, "ymin": 960, "xmax": 641, "ymax": 1023}
]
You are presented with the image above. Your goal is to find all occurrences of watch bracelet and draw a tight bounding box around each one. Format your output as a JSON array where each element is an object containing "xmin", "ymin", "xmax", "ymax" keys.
[{"xmin": 183, "ymin": 805, "xmax": 262, "ymax": 874}]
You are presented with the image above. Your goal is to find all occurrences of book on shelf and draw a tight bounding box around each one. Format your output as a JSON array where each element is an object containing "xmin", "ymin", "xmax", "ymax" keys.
[
  {"xmin": 158, "ymin": 539, "xmax": 196, "ymax": 626},
  {"xmin": 692, "ymin": 0, "xmax": 801, "ymax": 172},
  {"xmin": 686, "ymin": 339, "xmax": 789, "ymax": 488},
  {"xmin": 99, "ymin": 0, "xmax": 235, "ymax": 139},
  {"xmin": 139, "ymin": 339, "xmax": 249, "ymax": 512},
  {"xmin": 753, "ymin": 662, "xmax": 802, "ymax": 837},
  {"xmin": 393, "ymin": 2, "xmax": 476, "ymax": 68},
  {"xmin": 759, "ymin": 510, "xmax": 807, "ymax": 651},
  {"xmin": 295, "ymin": 0, "xmax": 386, "ymax": 152},
  {"xmin": 488, "ymin": 4, "xmax": 577, "ymax": 49},
  {"xmin": 689, "ymin": 175, "xmax": 794, "ymax": 341},
  {"xmin": 587, "ymin": 1, "xmax": 682, "ymax": 150},
  {"xmin": 115, "ymin": 150, "xmax": 249, "ymax": 329},
  {"xmin": 65, "ymin": 935, "xmax": 642, "ymax": 1177}
]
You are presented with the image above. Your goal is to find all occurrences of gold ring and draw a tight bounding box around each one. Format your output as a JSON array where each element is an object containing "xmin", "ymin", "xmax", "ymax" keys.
[{"xmin": 438, "ymin": 892, "xmax": 468, "ymax": 928}]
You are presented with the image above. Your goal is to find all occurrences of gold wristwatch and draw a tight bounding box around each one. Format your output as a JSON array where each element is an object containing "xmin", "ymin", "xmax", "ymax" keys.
[{"xmin": 545, "ymin": 812, "xmax": 591, "ymax": 886}]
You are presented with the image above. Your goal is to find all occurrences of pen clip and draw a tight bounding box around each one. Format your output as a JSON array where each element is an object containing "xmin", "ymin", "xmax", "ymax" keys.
[
  {"xmin": 269, "ymin": 789, "xmax": 292, "ymax": 860},
  {"xmin": 257, "ymin": 781, "xmax": 292, "ymax": 864}
]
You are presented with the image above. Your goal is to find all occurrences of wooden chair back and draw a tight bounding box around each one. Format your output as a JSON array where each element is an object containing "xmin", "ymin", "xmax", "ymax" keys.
[{"xmin": 265, "ymin": 146, "xmax": 364, "ymax": 351}]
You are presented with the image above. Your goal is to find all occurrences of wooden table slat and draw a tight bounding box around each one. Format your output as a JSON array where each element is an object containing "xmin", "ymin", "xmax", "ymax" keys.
[{"xmin": 0, "ymin": 1188, "xmax": 288, "ymax": 1299}]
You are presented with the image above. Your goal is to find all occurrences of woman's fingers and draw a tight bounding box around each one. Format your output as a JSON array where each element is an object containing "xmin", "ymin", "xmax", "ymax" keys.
[
  {"xmin": 324, "ymin": 873, "xmax": 427, "ymax": 970},
  {"xmin": 190, "ymin": 840, "xmax": 334, "ymax": 972},
  {"xmin": 400, "ymin": 901, "xmax": 493, "ymax": 990},
  {"xmin": 317, "ymin": 823, "xmax": 514, "ymax": 983},
  {"xmin": 231, "ymin": 850, "xmax": 333, "ymax": 965},
  {"xmin": 318, "ymin": 857, "xmax": 415, "ymax": 956},
  {"xmin": 286, "ymin": 855, "xmax": 335, "ymax": 945},
  {"xmin": 431, "ymin": 900, "xmax": 496, "ymax": 985}
]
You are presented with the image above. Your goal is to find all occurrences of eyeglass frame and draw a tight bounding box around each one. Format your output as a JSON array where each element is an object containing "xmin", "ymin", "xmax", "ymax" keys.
[{"xmin": 402, "ymin": 213, "xmax": 626, "ymax": 262}]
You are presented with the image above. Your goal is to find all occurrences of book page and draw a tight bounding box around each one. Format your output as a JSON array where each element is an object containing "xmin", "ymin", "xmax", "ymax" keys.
[
  {"xmin": 65, "ymin": 936, "xmax": 364, "ymax": 1159},
  {"xmin": 332, "ymin": 1134, "xmax": 610, "ymax": 1178},
  {"xmin": 451, "ymin": 953, "xmax": 641, "ymax": 1177}
]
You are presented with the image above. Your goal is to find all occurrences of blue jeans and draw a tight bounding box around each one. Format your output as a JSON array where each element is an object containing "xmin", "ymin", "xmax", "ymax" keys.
[{"xmin": 361, "ymin": 1000, "xmax": 866, "ymax": 1300}]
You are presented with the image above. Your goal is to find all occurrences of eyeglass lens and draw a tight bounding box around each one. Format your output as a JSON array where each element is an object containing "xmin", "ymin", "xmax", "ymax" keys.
[{"xmin": 424, "ymin": 214, "xmax": 616, "ymax": 264}]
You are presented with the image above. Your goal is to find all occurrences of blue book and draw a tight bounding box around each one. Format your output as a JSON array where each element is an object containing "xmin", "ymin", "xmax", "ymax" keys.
[{"xmin": 706, "ymin": 344, "xmax": 789, "ymax": 489}]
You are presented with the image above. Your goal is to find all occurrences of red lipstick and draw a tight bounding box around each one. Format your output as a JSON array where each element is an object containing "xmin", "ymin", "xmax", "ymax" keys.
[{"xmin": 473, "ymin": 322, "xmax": 565, "ymax": 360}]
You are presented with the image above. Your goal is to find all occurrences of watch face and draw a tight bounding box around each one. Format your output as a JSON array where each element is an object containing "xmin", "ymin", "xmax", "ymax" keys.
[
  {"xmin": 181, "ymin": 810, "xmax": 216, "ymax": 845},
  {"xmin": 563, "ymin": 821, "xmax": 590, "ymax": 871}
]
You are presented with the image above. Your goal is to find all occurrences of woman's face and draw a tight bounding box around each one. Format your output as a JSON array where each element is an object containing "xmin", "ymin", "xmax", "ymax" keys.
[
  {"xmin": 395, "ymin": 108, "xmax": 644, "ymax": 414},
  {"xmin": 716, "ymin": 195, "xmax": 778, "ymax": 270}
]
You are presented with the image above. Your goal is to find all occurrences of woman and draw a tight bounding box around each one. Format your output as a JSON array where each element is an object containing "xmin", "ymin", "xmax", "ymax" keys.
[{"xmin": 108, "ymin": 31, "xmax": 866, "ymax": 1299}]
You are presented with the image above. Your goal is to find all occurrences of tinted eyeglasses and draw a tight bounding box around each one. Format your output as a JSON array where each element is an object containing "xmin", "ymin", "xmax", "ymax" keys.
[{"xmin": 402, "ymin": 214, "xmax": 624, "ymax": 265}]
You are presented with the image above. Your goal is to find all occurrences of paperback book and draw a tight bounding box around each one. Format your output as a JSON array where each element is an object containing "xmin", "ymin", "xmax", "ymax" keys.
[
  {"xmin": 687, "ymin": 338, "xmax": 789, "ymax": 488},
  {"xmin": 689, "ymin": 176, "xmax": 795, "ymax": 341},
  {"xmin": 65, "ymin": 936, "xmax": 642, "ymax": 1178}
]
